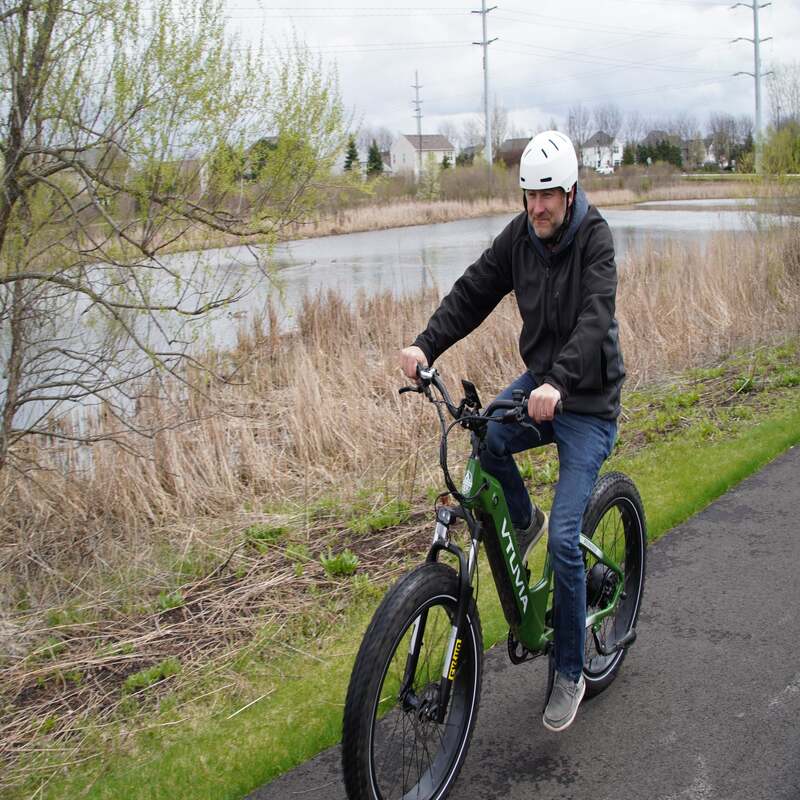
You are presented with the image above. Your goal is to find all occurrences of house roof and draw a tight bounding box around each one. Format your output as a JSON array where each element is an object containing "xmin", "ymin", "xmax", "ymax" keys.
[
  {"xmin": 583, "ymin": 131, "xmax": 615, "ymax": 147},
  {"xmin": 401, "ymin": 134, "xmax": 454, "ymax": 151},
  {"xmin": 499, "ymin": 137, "xmax": 530, "ymax": 153},
  {"xmin": 642, "ymin": 129, "xmax": 680, "ymax": 146}
]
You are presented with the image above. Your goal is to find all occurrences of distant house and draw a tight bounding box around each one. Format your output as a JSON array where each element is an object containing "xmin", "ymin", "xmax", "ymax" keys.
[
  {"xmin": 497, "ymin": 137, "xmax": 530, "ymax": 168},
  {"xmin": 641, "ymin": 129, "xmax": 680, "ymax": 149},
  {"xmin": 580, "ymin": 131, "xmax": 623, "ymax": 171},
  {"xmin": 390, "ymin": 134, "xmax": 455, "ymax": 179}
]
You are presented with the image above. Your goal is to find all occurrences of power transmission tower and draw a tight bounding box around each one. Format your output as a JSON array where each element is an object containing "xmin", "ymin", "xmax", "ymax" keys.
[
  {"xmin": 412, "ymin": 71, "xmax": 423, "ymax": 179},
  {"xmin": 731, "ymin": 1, "xmax": 772, "ymax": 174},
  {"xmin": 472, "ymin": 2, "xmax": 497, "ymax": 167}
]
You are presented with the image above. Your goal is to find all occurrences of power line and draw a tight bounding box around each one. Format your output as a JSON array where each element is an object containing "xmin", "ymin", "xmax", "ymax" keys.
[
  {"xmin": 225, "ymin": 10, "xmax": 467, "ymax": 18},
  {"xmin": 498, "ymin": 39, "xmax": 732, "ymax": 74},
  {"xmin": 494, "ymin": 10, "xmax": 731, "ymax": 41},
  {"xmin": 299, "ymin": 41, "xmax": 469, "ymax": 54}
]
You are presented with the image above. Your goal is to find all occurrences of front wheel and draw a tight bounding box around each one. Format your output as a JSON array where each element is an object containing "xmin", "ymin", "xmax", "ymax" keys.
[
  {"xmin": 581, "ymin": 471, "xmax": 647, "ymax": 697},
  {"xmin": 342, "ymin": 562, "xmax": 483, "ymax": 800}
]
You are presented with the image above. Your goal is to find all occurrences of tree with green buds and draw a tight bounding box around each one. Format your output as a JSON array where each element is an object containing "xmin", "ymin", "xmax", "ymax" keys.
[{"xmin": 0, "ymin": 0, "xmax": 346, "ymax": 473}]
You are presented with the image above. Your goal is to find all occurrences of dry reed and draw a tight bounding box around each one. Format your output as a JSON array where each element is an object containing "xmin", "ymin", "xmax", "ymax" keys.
[{"xmin": 1, "ymin": 220, "xmax": 799, "ymax": 790}]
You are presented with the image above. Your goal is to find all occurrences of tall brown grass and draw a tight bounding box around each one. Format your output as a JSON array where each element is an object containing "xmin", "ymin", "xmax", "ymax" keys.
[
  {"xmin": 144, "ymin": 174, "xmax": 786, "ymax": 257},
  {"xmin": 1, "ymin": 223, "xmax": 799, "ymax": 618}
]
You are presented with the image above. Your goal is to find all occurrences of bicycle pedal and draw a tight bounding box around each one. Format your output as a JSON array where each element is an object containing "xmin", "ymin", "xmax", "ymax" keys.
[{"xmin": 507, "ymin": 630, "xmax": 536, "ymax": 664}]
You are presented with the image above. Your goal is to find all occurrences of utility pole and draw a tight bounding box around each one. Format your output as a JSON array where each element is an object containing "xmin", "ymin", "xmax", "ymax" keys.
[
  {"xmin": 731, "ymin": 1, "xmax": 772, "ymax": 174},
  {"xmin": 412, "ymin": 71, "xmax": 423, "ymax": 180},
  {"xmin": 472, "ymin": 1, "xmax": 497, "ymax": 177}
]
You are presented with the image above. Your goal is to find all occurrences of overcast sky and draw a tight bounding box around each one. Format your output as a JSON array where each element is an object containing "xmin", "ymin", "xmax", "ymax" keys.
[{"xmin": 223, "ymin": 1, "xmax": 800, "ymax": 142}]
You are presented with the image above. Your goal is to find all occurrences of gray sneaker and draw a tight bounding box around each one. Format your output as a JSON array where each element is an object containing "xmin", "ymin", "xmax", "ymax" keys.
[
  {"xmin": 543, "ymin": 671, "xmax": 586, "ymax": 732},
  {"xmin": 515, "ymin": 506, "xmax": 548, "ymax": 563}
]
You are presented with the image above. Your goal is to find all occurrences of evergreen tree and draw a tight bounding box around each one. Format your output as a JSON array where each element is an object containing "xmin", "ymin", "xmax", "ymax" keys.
[
  {"xmin": 366, "ymin": 139, "xmax": 383, "ymax": 177},
  {"xmin": 344, "ymin": 136, "xmax": 359, "ymax": 171},
  {"xmin": 441, "ymin": 153, "xmax": 451, "ymax": 170},
  {"xmin": 653, "ymin": 139, "xmax": 682, "ymax": 167},
  {"xmin": 622, "ymin": 142, "xmax": 636, "ymax": 165}
]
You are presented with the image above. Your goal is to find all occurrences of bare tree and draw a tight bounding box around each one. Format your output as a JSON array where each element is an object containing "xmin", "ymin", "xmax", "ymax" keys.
[
  {"xmin": 708, "ymin": 112, "xmax": 738, "ymax": 167},
  {"xmin": 436, "ymin": 120, "xmax": 461, "ymax": 150},
  {"xmin": 461, "ymin": 115, "xmax": 485, "ymax": 153},
  {"xmin": 737, "ymin": 114, "xmax": 754, "ymax": 144},
  {"xmin": 672, "ymin": 112, "xmax": 700, "ymax": 142},
  {"xmin": 0, "ymin": 0, "xmax": 344, "ymax": 474},
  {"xmin": 358, "ymin": 126, "xmax": 393, "ymax": 153},
  {"xmin": 766, "ymin": 61, "xmax": 800, "ymax": 128},
  {"xmin": 592, "ymin": 102, "xmax": 624, "ymax": 139},
  {"xmin": 460, "ymin": 100, "xmax": 511, "ymax": 159},
  {"xmin": 623, "ymin": 110, "xmax": 648, "ymax": 146},
  {"xmin": 490, "ymin": 99, "xmax": 510, "ymax": 158},
  {"xmin": 567, "ymin": 104, "xmax": 592, "ymax": 163}
]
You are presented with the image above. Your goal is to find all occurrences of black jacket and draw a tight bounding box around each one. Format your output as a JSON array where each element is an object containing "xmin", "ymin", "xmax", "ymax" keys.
[{"xmin": 413, "ymin": 193, "xmax": 625, "ymax": 419}]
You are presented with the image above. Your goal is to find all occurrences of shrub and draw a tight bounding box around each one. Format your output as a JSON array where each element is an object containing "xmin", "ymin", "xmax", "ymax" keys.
[{"xmin": 320, "ymin": 548, "xmax": 359, "ymax": 578}]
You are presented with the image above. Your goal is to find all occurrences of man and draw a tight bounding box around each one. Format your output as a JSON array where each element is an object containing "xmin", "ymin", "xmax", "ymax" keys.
[{"xmin": 399, "ymin": 130, "xmax": 624, "ymax": 732}]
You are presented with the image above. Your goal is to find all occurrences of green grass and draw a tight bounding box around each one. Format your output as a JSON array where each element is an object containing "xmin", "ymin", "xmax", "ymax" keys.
[
  {"xmin": 122, "ymin": 658, "xmax": 182, "ymax": 695},
  {"xmin": 37, "ymin": 388, "xmax": 800, "ymax": 800},
  {"xmin": 320, "ymin": 547, "xmax": 359, "ymax": 577}
]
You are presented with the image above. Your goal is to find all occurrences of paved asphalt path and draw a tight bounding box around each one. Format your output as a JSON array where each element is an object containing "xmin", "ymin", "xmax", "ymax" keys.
[{"xmin": 250, "ymin": 445, "xmax": 800, "ymax": 800}]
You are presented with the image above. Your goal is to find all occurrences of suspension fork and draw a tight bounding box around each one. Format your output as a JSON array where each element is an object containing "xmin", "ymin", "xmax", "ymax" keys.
[{"xmin": 399, "ymin": 505, "xmax": 478, "ymax": 723}]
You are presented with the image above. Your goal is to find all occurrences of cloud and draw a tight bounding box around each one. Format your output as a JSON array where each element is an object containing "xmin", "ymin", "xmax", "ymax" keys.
[{"xmin": 224, "ymin": 0, "xmax": 800, "ymax": 138}]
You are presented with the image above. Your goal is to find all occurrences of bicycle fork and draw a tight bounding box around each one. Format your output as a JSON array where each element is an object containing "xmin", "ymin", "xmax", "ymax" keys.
[{"xmin": 399, "ymin": 505, "xmax": 477, "ymax": 725}]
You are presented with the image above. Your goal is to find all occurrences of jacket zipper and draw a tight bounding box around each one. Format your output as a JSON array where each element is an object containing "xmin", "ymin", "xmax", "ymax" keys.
[{"xmin": 544, "ymin": 263, "xmax": 556, "ymax": 370}]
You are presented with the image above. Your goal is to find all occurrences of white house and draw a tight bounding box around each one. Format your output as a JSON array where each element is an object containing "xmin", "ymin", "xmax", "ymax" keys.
[
  {"xmin": 580, "ymin": 131, "xmax": 623, "ymax": 171},
  {"xmin": 390, "ymin": 134, "xmax": 455, "ymax": 179}
]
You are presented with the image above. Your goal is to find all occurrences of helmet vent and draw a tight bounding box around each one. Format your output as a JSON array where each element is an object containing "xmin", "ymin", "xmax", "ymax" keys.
[
  {"xmin": 549, "ymin": 139, "xmax": 560, "ymax": 150},
  {"xmin": 540, "ymin": 148, "xmax": 548, "ymax": 158},
  {"xmin": 540, "ymin": 177, "xmax": 552, "ymax": 183}
]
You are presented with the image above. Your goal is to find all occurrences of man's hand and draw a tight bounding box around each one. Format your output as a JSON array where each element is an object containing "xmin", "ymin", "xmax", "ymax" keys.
[
  {"xmin": 399, "ymin": 346, "xmax": 428, "ymax": 381},
  {"xmin": 528, "ymin": 383, "xmax": 561, "ymax": 423}
]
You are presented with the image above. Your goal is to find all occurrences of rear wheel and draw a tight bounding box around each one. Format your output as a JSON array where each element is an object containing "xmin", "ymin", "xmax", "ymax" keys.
[
  {"xmin": 342, "ymin": 562, "xmax": 483, "ymax": 800},
  {"xmin": 581, "ymin": 471, "xmax": 647, "ymax": 697}
]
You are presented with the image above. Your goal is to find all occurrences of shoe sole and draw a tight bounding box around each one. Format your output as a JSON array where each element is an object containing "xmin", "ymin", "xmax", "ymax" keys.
[
  {"xmin": 521, "ymin": 511, "xmax": 548, "ymax": 564},
  {"xmin": 542, "ymin": 678, "xmax": 586, "ymax": 733}
]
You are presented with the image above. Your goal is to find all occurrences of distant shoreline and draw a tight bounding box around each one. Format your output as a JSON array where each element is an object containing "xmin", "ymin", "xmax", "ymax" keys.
[{"xmin": 149, "ymin": 177, "xmax": 781, "ymax": 256}]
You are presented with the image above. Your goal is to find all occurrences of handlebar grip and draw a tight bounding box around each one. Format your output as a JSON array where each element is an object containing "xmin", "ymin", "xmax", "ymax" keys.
[{"xmin": 399, "ymin": 385, "xmax": 422, "ymax": 395}]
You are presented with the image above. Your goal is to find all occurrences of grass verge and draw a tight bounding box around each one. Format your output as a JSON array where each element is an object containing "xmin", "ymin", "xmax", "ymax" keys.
[{"xmin": 36, "ymin": 378, "xmax": 800, "ymax": 800}]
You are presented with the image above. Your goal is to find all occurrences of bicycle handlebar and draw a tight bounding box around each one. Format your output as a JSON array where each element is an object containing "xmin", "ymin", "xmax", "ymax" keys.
[
  {"xmin": 399, "ymin": 365, "xmax": 562, "ymax": 424},
  {"xmin": 398, "ymin": 366, "xmax": 563, "ymax": 502}
]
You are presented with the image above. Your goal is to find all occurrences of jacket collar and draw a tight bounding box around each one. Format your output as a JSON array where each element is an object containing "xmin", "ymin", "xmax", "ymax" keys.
[{"xmin": 527, "ymin": 186, "xmax": 589, "ymax": 260}]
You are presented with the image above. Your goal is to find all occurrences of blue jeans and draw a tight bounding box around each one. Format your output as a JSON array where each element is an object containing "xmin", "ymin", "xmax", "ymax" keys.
[{"xmin": 479, "ymin": 371, "xmax": 617, "ymax": 682}]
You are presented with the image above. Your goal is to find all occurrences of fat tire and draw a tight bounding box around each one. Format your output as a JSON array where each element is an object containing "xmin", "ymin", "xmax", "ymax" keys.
[
  {"xmin": 342, "ymin": 562, "xmax": 483, "ymax": 800},
  {"xmin": 581, "ymin": 471, "xmax": 647, "ymax": 698}
]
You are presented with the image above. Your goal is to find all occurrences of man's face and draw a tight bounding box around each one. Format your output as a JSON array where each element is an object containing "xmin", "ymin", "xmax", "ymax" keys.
[{"xmin": 526, "ymin": 188, "xmax": 572, "ymax": 239}]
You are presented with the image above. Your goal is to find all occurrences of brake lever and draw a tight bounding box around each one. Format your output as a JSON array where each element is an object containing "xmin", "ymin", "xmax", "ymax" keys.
[
  {"xmin": 513, "ymin": 405, "xmax": 542, "ymax": 441},
  {"xmin": 399, "ymin": 385, "xmax": 423, "ymax": 395}
]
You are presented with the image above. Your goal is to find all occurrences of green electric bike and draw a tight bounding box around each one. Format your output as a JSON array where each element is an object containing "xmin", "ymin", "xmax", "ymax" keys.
[{"xmin": 342, "ymin": 366, "xmax": 647, "ymax": 800}]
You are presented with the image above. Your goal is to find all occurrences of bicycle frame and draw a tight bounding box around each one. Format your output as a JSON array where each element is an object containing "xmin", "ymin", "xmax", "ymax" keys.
[
  {"xmin": 399, "ymin": 367, "xmax": 626, "ymax": 724},
  {"xmin": 416, "ymin": 455, "xmax": 625, "ymax": 723}
]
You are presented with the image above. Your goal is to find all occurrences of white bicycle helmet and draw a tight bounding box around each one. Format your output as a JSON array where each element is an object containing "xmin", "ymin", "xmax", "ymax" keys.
[{"xmin": 519, "ymin": 131, "xmax": 578, "ymax": 192}]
